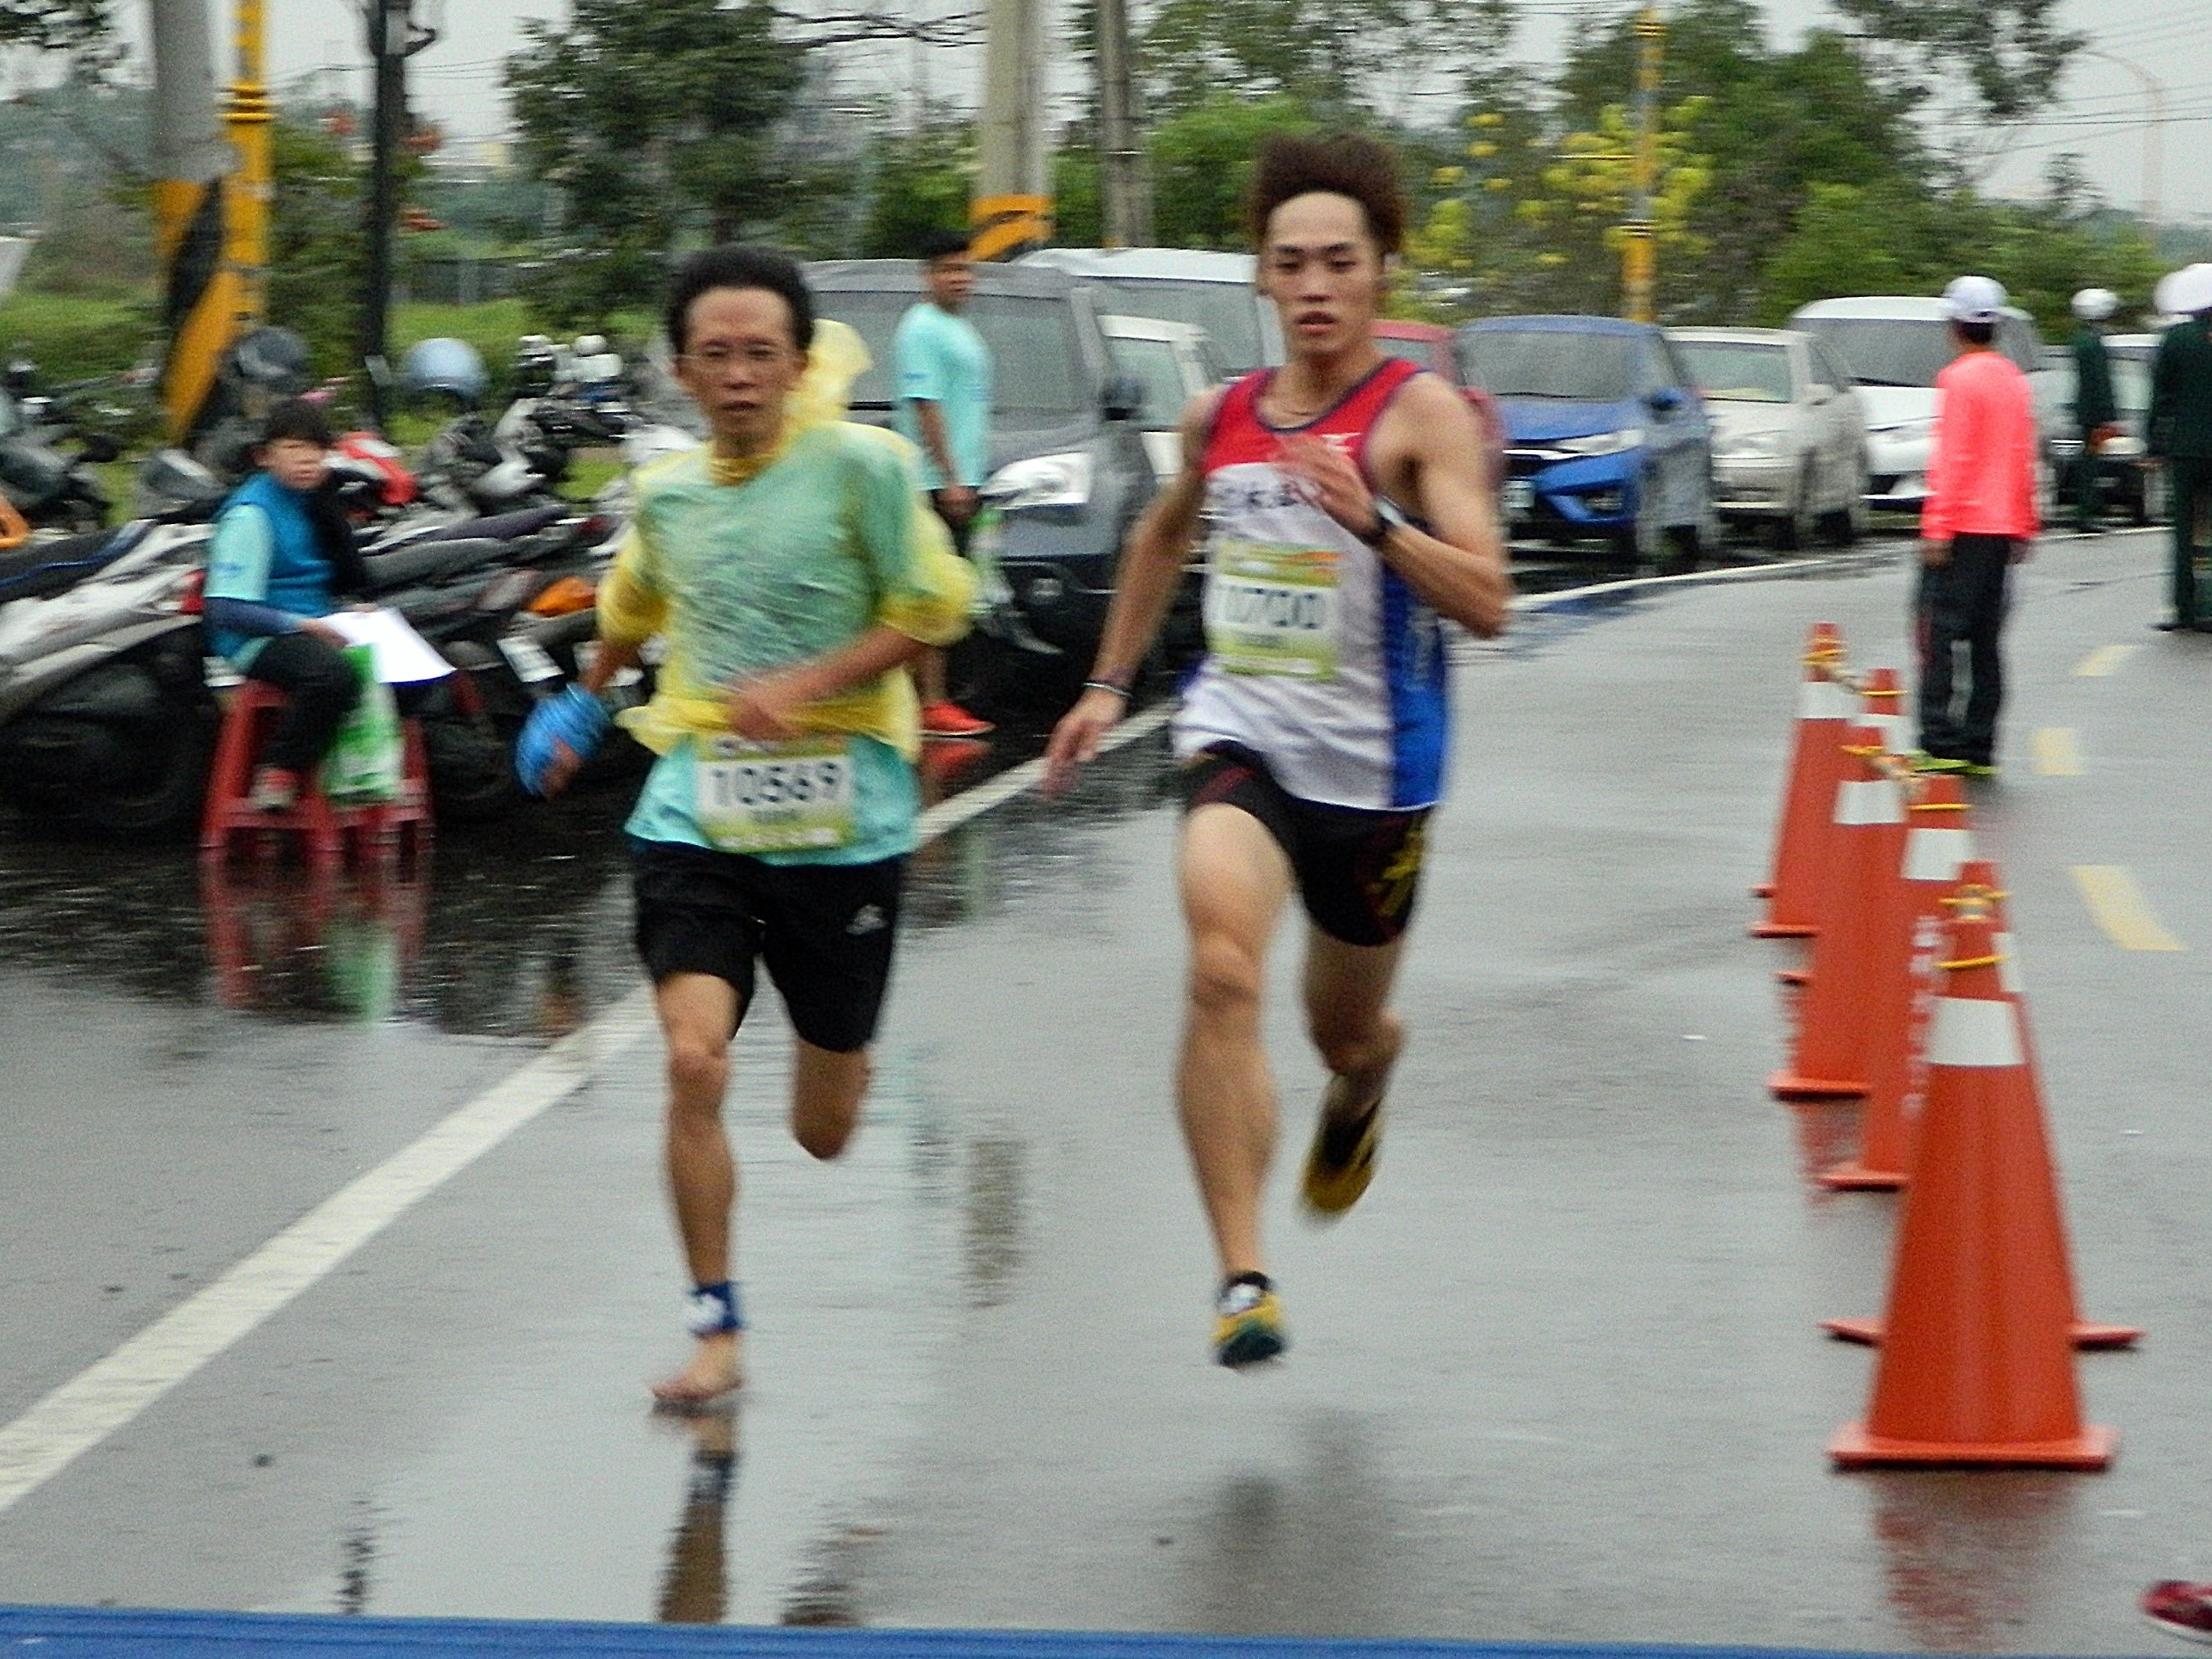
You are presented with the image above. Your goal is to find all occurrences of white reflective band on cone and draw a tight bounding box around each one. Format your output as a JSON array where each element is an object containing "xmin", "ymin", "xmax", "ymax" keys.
[
  {"xmin": 1865, "ymin": 712, "xmax": 1911, "ymax": 749},
  {"xmin": 1996, "ymin": 930, "xmax": 2022, "ymax": 996},
  {"xmin": 1836, "ymin": 778, "xmax": 1905, "ymax": 825},
  {"xmin": 1928, "ymin": 996, "xmax": 2024, "ymax": 1069},
  {"xmin": 1903, "ymin": 827, "xmax": 1974, "ymax": 882},
  {"xmin": 1799, "ymin": 680, "xmax": 1854, "ymax": 720}
]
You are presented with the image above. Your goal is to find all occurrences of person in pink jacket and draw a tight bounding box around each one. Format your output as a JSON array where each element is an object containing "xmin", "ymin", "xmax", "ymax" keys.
[{"xmin": 1915, "ymin": 274, "xmax": 2039, "ymax": 777}]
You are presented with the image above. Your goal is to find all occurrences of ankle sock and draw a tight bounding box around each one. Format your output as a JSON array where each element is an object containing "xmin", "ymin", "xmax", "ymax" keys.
[{"xmin": 684, "ymin": 1280, "xmax": 744, "ymax": 1336}]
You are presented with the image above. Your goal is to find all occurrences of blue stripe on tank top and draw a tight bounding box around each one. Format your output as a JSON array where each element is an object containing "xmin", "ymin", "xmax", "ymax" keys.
[{"xmin": 1380, "ymin": 564, "xmax": 1448, "ymax": 808}]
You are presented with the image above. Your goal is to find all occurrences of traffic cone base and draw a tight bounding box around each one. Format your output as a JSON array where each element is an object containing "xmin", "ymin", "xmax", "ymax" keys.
[
  {"xmin": 1828, "ymin": 1421, "xmax": 2114, "ymax": 1471},
  {"xmin": 1818, "ymin": 1159, "xmax": 1905, "ymax": 1192},
  {"xmin": 1752, "ymin": 881, "xmax": 1776, "ymax": 897},
  {"xmin": 1777, "ymin": 966, "xmax": 1809, "ymax": 985},
  {"xmin": 1822, "ymin": 1315, "xmax": 2141, "ymax": 1350},
  {"xmin": 1770, "ymin": 1068, "xmax": 1867, "ymax": 1101},
  {"xmin": 1752, "ymin": 918, "xmax": 1816, "ymax": 939}
]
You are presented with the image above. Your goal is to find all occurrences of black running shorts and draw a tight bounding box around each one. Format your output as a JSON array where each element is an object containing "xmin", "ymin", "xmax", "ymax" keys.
[
  {"xmin": 630, "ymin": 839, "xmax": 904, "ymax": 1053},
  {"xmin": 1180, "ymin": 743, "xmax": 1431, "ymax": 947}
]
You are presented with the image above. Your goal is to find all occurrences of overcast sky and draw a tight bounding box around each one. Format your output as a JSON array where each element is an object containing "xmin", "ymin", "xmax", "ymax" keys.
[{"xmin": 111, "ymin": 0, "xmax": 2212, "ymax": 225}]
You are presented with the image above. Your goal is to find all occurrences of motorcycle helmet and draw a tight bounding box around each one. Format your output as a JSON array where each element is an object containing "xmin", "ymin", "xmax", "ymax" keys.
[
  {"xmin": 134, "ymin": 447, "xmax": 226, "ymax": 521},
  {"xmin": 2071, "ymin": 287, "xmax": 2119, "ymax": 322},
  {"xmin": 226, "ymin": 326, "xmax": 312, "ymax": 396},
  {"xmin": 399, "ymin": 336, "xmax": 489, "ymax": 411},
  {"xmin": 511, "ymin": 334, "xmax": 559, "ymax": 398}
]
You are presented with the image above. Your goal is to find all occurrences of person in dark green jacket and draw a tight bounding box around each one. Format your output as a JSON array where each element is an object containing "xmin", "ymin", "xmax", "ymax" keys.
[
  {"xmin": 2067, "ymin": 287, "xmax": 2120, "ymax": 532},
  {"xmin": 2148, "ymin": 266, "xmax": 2212, "ymax": 630}
]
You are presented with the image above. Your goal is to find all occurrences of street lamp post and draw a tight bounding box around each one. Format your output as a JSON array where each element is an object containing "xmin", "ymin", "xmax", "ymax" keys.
[{"xmin": 2078, "ymin": 47, "xmax": 2165, "ymax": 230}]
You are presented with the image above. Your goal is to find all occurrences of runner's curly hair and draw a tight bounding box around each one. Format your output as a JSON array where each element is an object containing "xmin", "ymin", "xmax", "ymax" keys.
[{"xmin": 1243, "ymin": 132, "xmax": 1406, "ymax": 257}]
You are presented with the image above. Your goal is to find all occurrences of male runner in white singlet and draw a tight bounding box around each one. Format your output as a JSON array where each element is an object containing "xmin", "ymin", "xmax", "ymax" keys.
[{"xmin": 1044, "ymin": 133, "xmax": 1511, "ymax": 1366}]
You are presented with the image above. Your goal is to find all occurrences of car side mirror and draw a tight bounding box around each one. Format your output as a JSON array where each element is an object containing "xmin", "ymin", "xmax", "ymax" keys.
[
  {"xmin": 1646, "ymin": 385, "xmax": 1683, "ymax": 415},
  {"xmin": 1101, "ymin": 373, "xmax": 1144, "ymax": 422}
]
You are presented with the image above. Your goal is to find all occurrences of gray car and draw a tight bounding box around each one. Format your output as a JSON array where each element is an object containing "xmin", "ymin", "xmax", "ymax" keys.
[
  {"xmin": 1669, "ymin": 326, "xmax": 1870, "ymax": 548},
  {"xmin": 1018, "ymin": 247, "xmax": 1283, "ymax": 375}
]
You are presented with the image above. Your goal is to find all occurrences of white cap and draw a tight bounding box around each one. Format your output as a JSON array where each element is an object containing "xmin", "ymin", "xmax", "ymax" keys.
[
  {"xmin": 2071, "ymin": 287, "xmax": 2118, "ymax": 322},
  {"xmin": 1940, "ymin": 274, "xmax": 2008, "ymax": 324},
  {"xmin": 2155, "ymin": 264, "xmax": 2212, "ymax": 318}
]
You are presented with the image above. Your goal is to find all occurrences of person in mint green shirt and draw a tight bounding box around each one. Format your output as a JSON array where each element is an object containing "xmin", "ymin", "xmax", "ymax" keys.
[
  {"xmin": 526, "ymin": 245, "xmax": 974, "ymax": 1409},
  {"xmin": 893, "ymin": 228, "xmax": 996, "ymax": 738}
]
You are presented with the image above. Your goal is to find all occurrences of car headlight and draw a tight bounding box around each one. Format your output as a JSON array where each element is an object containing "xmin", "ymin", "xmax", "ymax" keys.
[
  {"xmin": 983, "ymin": 451, "xmax": 1093, "ymax": 510},
  {"xmin": 1718, "ymin": 429, "xmax": 1786, "ymax": 459},
  {"xmin": 1552, "ymin": 429, "xmax": 1641, "ymax": 457},
  {"xmin": 1875, "ymin": 418, "xmax": 1934, "ymax": 444}
]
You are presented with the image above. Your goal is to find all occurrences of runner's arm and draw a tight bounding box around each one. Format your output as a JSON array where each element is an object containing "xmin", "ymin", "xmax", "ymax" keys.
[{"xmin": 1382, "ymin": 378, "xmax": 1513, "ymax": 638}]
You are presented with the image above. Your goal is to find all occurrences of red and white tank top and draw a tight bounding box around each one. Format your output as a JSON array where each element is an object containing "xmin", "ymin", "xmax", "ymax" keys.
[{"xmin": 1174, "ymin": 356, "xmax": 1451, "ymax": 811}]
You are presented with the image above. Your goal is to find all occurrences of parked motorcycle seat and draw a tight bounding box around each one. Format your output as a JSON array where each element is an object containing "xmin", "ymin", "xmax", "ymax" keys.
[
  {"xmin": 0, "ymin": 527, "xmax": 126, "ymax": 602},
  {"xmin": 360, "ymin": 536, "xmax": 512, "ymax": 594}
]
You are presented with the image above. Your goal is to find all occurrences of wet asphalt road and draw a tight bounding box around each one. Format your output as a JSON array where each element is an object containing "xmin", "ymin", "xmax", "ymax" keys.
[{"xmin": 3, "ymin": 527, "xmax": 2207, "ymax": 1650}]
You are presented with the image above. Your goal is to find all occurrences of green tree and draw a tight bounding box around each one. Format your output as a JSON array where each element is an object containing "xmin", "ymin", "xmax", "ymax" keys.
[
  {"xmin": 855, "ymin": 119, "xmax": 974, "ymax": 257},
  {"xmin": 1147, "ymin": 94, "xmax": 1317, "ymax": 250},
  {"xmin": 267, "ymin": 114, "xmax": 367, "ymax": 377},
  {"xmin": 504, "ymin": 0, "xmax": 806, "ymax": 324}
]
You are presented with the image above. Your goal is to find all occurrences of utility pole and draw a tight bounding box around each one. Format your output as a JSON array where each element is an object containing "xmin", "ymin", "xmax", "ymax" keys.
[
  {"xmin": 147, "ymin": 0, "xmax": 231, "ymax": 442},
  {"xmin": 225, "ymin": 0, "xmax": 272, "ymax": 326},
  {"xmin": 1622, "ymin": 3, "xmax": 1663, "ymax": 324},
  {"xmin": 362, "ymin": 0, "xmax": 434, "ymax": 429},
  {"xmin": 971, "ymin": 0, "xmax": 1051, "ymax": 260},
  {"xmin": 1094, "ymin": 0, "xmax": 1151, "ymax": 248}
]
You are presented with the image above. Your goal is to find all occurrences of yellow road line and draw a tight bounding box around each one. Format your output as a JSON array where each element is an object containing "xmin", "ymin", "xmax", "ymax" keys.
[
  {"xmin": 2072, "ymin": 866, "xmax": 2186, "ymax": 951},
  {"xmin": 2034, "ymin": 728, "xmax": 2083, "ymax": 775},
  {"xmin": 2075, "ymin": 644, "xmax": 2141, "ymax": 677}
]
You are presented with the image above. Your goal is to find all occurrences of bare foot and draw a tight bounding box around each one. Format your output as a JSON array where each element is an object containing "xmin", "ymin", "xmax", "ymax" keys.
[{"xmin": 651, "ymin": 1331, "xmax": 745, "ymax": 1407}]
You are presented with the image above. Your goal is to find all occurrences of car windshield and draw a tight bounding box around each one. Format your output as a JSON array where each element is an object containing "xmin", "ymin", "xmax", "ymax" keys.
[
  {"xmin": 1676, "ymin": 342, "xmax": 1794, "ymax": 403},
  {"xmin": 808, "ymin": 290, "xmax": 1088, "ymax": 426},
  {"xmin": 1797, "ymin": 316, "xmax": 2041, "ymax": 386},
  {"xmin": 1073, "ymin": 278, "xmax": 1265, "ymax": 374},
  {"xmin": 1104, "ymin": 335, "xmax": 1189, "ymax": 428},
  {"xmin": 1458, "ymin": 330, "xmax": 1636, "ymax": 400}
]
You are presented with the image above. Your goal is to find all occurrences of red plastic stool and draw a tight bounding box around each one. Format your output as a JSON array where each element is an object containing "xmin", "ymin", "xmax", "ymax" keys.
[{"xmin": 200, "ymin": 680, "xmax": 434, "ymax": 873}]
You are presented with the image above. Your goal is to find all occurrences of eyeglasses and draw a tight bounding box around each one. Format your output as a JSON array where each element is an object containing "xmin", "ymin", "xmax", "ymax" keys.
[{"xmin": 680, "ymin": 344, "xmax": 793, "ymax": 373}]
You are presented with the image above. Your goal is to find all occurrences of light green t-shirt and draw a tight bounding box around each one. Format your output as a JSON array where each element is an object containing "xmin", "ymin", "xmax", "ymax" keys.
[{"xmin": 893, "ymin": 301, "xmax": 993, "ymax": 490}]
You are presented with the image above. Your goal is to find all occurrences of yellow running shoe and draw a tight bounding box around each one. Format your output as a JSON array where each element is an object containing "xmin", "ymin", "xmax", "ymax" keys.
[
  {"xmin": 1302, "ymin": 1073, "xmax": 1387, "ymax": 1218},
  {"xmin": 1213, "ymin": 1276, "xmax": 1287, "ymax": 1367}
]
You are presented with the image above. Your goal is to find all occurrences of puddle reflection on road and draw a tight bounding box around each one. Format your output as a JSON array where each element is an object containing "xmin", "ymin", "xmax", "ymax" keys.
[{"xmin": 1864, "ymin": 1471, "xmax": 2085, "ymax": 1653}]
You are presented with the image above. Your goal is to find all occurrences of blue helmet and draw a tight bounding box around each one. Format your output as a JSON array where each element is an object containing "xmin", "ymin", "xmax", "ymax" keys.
[{"xmin": 399, "ymin": 336, "xmax": 488, "ymax": 409}]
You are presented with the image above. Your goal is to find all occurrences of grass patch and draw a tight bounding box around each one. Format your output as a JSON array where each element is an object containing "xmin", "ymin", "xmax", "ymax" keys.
[{"xmin": 0, "ymin": 290, "xmax": 158, "ymax": 383}]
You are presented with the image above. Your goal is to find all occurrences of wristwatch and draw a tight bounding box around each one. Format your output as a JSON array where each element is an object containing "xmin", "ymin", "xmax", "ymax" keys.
[{"xmin": 1356, "ymin": 496, "xmax": 1412, "ymax": 547}]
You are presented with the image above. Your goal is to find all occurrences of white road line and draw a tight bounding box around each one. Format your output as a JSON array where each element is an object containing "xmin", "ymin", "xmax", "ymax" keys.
[
  {"xmin": 0, "ymin": 700, "xmax": 1179, "ymax": 1520},
  {"xmin": 2034, "ymin": 727, "xmax": 2083, "ymax": 776},
  {"xmin": 2076, "ymin": 643, "xmax": 2141, "ymax": 677}
]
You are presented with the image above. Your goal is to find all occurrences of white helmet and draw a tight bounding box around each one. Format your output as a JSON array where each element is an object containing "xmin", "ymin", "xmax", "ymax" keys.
[
  {"xmin": 2156, "ymin": 264, "xmax": 2212, "ymax": 318},
  {"xmin": 1939, "ymin": 274, "xmax": 2007, "ymax": 324},
  {"xmin": 2071, "ymin": 287, "xmax": 2118, "ymax": 322}
]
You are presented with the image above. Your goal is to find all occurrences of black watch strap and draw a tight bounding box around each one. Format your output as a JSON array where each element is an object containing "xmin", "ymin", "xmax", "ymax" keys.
[{"xmin": 1357, "ymin": 496, "xmax": 1410, "ymax": 547}]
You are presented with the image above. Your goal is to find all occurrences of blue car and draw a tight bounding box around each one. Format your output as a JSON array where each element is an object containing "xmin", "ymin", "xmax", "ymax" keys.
[{"xmin": 1456, "ymin": 315, "xmax": 1717, "ymax": 565}]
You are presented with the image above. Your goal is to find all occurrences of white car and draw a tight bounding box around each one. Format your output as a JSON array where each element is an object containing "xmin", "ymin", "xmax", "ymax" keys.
[
  {"xmin": 1096, "ymin": 314, "xmax": 1228, "ymax": 485},
  {"xmin": 1669, "ymin": 325, "xmax": 1869, "ymax": 547},
  {"xmin": 1786, "ymin": 296, "xmax": 2056, "ymax": 513},
  {"xmin": 1019, "ymin": 247, "xmax": 1283, "ymax": 375}
]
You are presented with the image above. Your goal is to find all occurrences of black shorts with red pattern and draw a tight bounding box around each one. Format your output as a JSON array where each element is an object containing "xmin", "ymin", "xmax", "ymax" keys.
[{"xmin": 1180, "ymin": 743, "xmax": 1430, "ymax": 947}]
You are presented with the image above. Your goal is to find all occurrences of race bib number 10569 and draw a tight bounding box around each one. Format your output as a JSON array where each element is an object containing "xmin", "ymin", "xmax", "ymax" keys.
[{"xmin": 694, "ymin": 737, "xmax": 855, "ymax": 853}]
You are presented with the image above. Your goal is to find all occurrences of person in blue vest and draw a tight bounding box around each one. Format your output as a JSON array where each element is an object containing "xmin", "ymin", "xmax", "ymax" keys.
[{"xmin": 202, "ymin": 399, "xmax": 371, "ymax": 811}]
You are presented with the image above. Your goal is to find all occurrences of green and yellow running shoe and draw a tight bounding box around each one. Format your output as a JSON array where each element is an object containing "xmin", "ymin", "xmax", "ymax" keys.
[
  {"xmin": 1302, "ymin": 1073, "xmax": 1387, "ymax": 1218},
  {"xmin": 1213, "ymin": 1275, "xmax": 1286, "ymax": 1367}
]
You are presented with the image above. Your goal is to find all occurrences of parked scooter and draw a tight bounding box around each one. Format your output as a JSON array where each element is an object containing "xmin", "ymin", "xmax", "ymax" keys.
[
  {"xmin": 0, "ymin": 519, "xmax": 218, "ymax": 836},
  {"xmin": 0, "ymin": 360, "xmax": 119, "ymax": 533}
]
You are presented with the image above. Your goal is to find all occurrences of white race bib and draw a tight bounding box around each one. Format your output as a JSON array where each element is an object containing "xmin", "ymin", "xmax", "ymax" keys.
[
  {"xmin": 1205, "ymin": 536, "xmax": 1340, "ymax": 680},
  {"xmin": 693, "ymin": 736, "xmax": 854, "ymax": 853}
]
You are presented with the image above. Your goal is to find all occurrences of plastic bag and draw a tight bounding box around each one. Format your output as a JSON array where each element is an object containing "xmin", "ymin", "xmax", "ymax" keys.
[{"xmin": 323, "ymin": 643, "xmax": 403, "ymax": 805}]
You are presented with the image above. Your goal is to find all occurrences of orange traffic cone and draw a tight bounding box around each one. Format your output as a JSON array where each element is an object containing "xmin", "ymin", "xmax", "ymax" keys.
[
  {"xmin": 1770, "ymin": 725, "xmax": 1903, "ymax": 1100},
  {"xmin": 1752, "ymin": 623, "xmax": 1846, "ymax": 924},
  {"xmin": 1775, "ymin": 667, "xmax": 1906, "ymax": 983},
  {"xmin": 1827, "ymin": 858, "xmax": 2141, "ymax": 1351},
  {"xmin": 1828, "ymin": 891, "xmax": 2116, "ymax": 1469},
  {"xmin": 1818, "ymin": 775, "xmax": 1973, "ymax": 1190}
]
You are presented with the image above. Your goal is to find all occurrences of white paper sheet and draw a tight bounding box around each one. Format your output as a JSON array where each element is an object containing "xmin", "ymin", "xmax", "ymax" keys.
[{"xmin": 323, "ymin": 608, "xmax": 453, "ymax": 684}]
